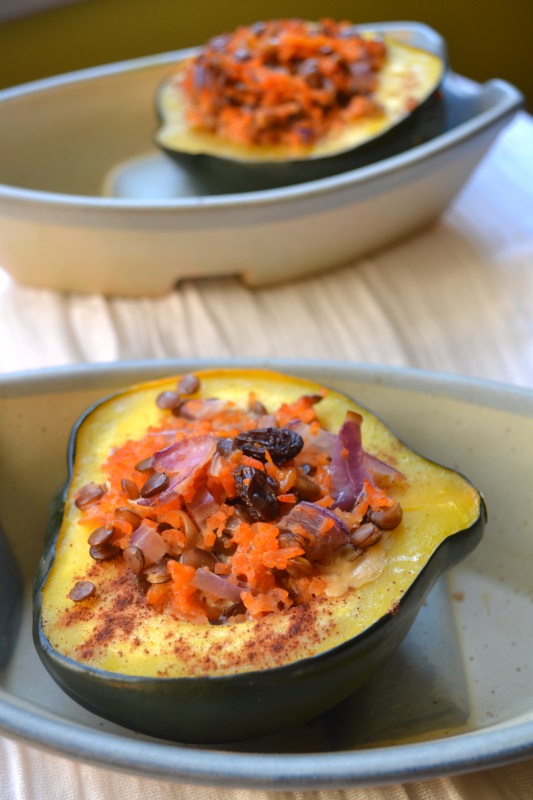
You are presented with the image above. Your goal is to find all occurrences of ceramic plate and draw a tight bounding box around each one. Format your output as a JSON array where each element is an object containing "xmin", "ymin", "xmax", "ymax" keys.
[
  {"xmin": 0, "ymin": 22, "xmax": 524, "ymax": 295},
  {"xmin": 0, "ymin": 360, "xmax": 532, "ymax": 789}
]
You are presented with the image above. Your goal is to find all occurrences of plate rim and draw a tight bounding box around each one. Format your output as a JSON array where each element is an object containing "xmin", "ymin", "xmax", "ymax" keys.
[{"xmin": 1, "ymin": 358, "xmax": 533, "ymax": 788}]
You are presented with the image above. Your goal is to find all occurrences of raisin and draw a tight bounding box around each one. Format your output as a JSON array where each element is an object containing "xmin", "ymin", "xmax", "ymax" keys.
[
  {"xmin": 234, "ymin": 427, "xmax": 303, "ymax": 466},
  {"xmin": 233, "ymin": 465, "xmax": 279, "ymax": 521}
]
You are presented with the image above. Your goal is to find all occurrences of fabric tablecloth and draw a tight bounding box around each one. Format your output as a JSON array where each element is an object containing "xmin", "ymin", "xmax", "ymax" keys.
[{"xmin": 1, "ymin": 111, "xmax": 532, "ymax": 799}]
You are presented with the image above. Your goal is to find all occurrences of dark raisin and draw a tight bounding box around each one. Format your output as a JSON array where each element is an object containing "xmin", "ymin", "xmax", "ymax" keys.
[
  {"xmin": 233, "ymin": 465, "xmax": 279, "ymax": 521},
  {"xmin": 234, "ymin": 427, "xmax": 303, "ymax": 466}
]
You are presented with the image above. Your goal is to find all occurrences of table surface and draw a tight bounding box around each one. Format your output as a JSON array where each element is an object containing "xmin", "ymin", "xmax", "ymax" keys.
[{"xmin": 1, "ymin": 111, "xmax": 532, "ymax": 800}]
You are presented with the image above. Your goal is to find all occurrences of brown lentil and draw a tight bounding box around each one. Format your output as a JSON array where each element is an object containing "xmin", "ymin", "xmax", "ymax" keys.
[
  {"xmin": 74, "ymin": 482, "xmax": 106, "ymax": 509},
  {"xmin": 295, "ymin": 472, "xmax": 322, "ymax": 501},
  {"xmin": 68, "ymin": 581, "xmax": 96, "ymax": 602},
  {"xmin": 121, "ymin": 478, "xmax": 140, "ymax": 499},
  {"xmin": 87, "ymin": 526, "xmax": 114, "ymax": 546},
  {"xmin": 350, "ymin": 522, "xmax": 381, "ymax": 547},
  {"xmin": 180, "ymin": 547, "xmax": 216, "ymax": 571},
  {"xmin": 285, "ymin": 556, "xmax": 313, "ymax": 577},
  {"xmin": 144, "ymin": 564, "xmax": 171, "ymax": 583},
  {"xmin": 114, "ymin": 507, "xmax": 142, "ymax": 529},
  {"xmin": 140, "ymin": 472, "xmax": 169, "ymax": 498},
  {"xmin": 89, "ymin": 542, "xmax": 120, "ymax": 561},
  {"xmin": 177, "ymin": 373, "xmax": 200, "ymax": 395},
  {"xmin": 135, "ymin": 456, "xmax": 154, "ymax": 472},
  {"xmin": 249, "ymin": 399, "xmax": 267, "ymax": 415},
  {"xmin": 367, "ymin": 501, "xmax": 403, "ymax": 530},
  {"xmin": 123, "ymin": 545, "xmax": 145, "ymax": 574},
  {"xmin": 156, "ymin": 390, "xmax": 181, "ymax": 410}
]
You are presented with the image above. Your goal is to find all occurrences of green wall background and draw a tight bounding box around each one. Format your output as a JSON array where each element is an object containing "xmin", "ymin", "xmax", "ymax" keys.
[{"xmin": 0, "ymin": 0, "xmax": 531, "ymax": 108}]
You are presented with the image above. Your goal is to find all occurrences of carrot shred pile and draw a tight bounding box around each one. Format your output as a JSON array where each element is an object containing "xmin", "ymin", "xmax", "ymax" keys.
[
  {"xmin": 73, "ymin": 378, "xmax": 404, "ymax": 625},
  {"xmin": 180, "ymin": 18, "xmax": 387, "ymax": 147}
]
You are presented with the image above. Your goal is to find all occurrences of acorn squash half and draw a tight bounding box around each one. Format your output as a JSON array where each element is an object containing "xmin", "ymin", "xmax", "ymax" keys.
[
  {"xmin": 33, "ymin": 369, "xmax": 484, "ymax": 743},
  {"xmin": 154, "ymin": 22, "xmax": 446, "ymax": 189}
]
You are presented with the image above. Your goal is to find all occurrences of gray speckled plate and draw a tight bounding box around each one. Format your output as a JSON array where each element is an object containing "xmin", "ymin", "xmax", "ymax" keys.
[{"xmin": 1, "ymin": 360, "xmax": 532, "ymax": 789}]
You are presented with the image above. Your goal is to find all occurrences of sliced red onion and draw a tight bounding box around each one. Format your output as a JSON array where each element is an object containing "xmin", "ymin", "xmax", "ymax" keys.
[
  {"xmin": 284, "ymin": 501, "xmax": 349, "ymax": 561},
  {"xmin": 364, "ymin": 452, "xmax": 406, "ymax": 486},
  {"xmin": 153, "ymin": 435, "xmax": 217, "ymax": 472},
  {"xmin": 256, "ymin": 414, "xmax": 278, "ymax": 429},
  {"xmin": 186, "ymin": 485, "xmax": 219, "ymax": 528},
  {"xmin": 180, "ymin": 398, "xmax": 227, "ymax": 420},
  {"xmin": 165, "ymin": 508, "xmax": 198, "ymax": 544},
  {"xmin": 191, "ymin": 568, "xmax": 244, "ymax": 603},
  {"xmin": 141, "ymin": 435, "xmax": 217, "ymax": 505},
  {"xmin": 208, "ymin": 451, "xmax": 224, "ymax": 477},
  {"xmin": 288, "ymin": 420, "xmax": 336, "ymax": 457},
  {"xmin": 330, "ymin": 411, "xmax": 367, "ymax": 510},
  {"xmin": 130, "ymin": 522, "xmax": 167, "ymax": 566}
]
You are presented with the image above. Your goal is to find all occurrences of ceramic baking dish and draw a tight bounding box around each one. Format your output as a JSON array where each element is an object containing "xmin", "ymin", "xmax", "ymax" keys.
[
  {"xmin": 1, "ymin": 360, "xmax": 532, "ymax": 788},
  {"xmin": 0, "ymin": 23, "xmax": 523, "ymax": 296}
]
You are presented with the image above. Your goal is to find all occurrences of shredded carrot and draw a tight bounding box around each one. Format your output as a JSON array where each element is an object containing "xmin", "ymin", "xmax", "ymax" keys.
[
  {"xmin": 146, "ymin": 582, "xmax": 171, "ymax": 613},
  {"xmin": 181, "ymin": 19, "xmax": 387, "ymax": 148},
  {"xmin": 167, "ymin": 560, "xmax": 209, "ymax": 623},
  {"xmin": 75, "ymin": 376, "xmax": 404, "ymax": 626},
  {"xmin": 264, "ymin": 454, "xmax": 297, "ymax": 492},
  {"xmin": 241, "ymin": 454, "xmax": 265, "ymax": 470},
  {"xmin": 241, "ymin": 588, "xmax": 292, "ymax": 617},
  {"xmin": 315, "ymin": 494, "xmax": 334, "ymax": 508},
  {"xmin": 161, "ymin": 527, "xmax": 186, "ymax": 556},
  {"xmin": 277, "ymin": 493, "xmax": 297, "ymax": 504},
  {"xmin": 363, "ymin": 479, "xmax": 395, "ymax": 511},
  {"xmin": 291, "ymin": 576, "xmax": 327, "ymax": 604},
  {"xmin": 275, "ymin": 394, "xmax": 323, "ymax": 427}
]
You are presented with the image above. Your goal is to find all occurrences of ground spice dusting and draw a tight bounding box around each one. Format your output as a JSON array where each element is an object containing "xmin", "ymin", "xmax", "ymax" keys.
[{"xmin": 70, "ymin": 374, "xmax": 405, "ymax": 642}]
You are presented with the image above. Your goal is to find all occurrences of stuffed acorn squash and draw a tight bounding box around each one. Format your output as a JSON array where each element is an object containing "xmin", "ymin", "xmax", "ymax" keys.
[
  {"xmin": 155, "ymin": 20, "xmax": 446, "ymax": 187},
  {"xmin": 34, "ymin": 369, "xmax": 484, "ymax": 742}
]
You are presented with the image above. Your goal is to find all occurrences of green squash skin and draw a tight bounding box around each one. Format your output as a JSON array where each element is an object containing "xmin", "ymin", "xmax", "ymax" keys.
[
  {"xmin": 156, "ymin": 92, "xmax": 445, "ymax": 193},
  {"xmin": 33, "ymin": 378, "xmax": 485, "ymax": 744}
]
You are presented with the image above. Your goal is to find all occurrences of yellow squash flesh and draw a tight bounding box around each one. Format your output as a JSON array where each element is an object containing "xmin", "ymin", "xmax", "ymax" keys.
[{"xmin": 41, "ymin": 369, "xmax": 481, "ymax": 679}]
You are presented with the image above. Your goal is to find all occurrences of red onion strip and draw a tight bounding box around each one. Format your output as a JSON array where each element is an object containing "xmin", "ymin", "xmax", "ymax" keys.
[
  {"xmin": 191, "ymin": 568, "xmax": 243, "ymax": 603},
  {"xmin": 130, "ymin": 522, "xmax": 167, "ymax": 566}
]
